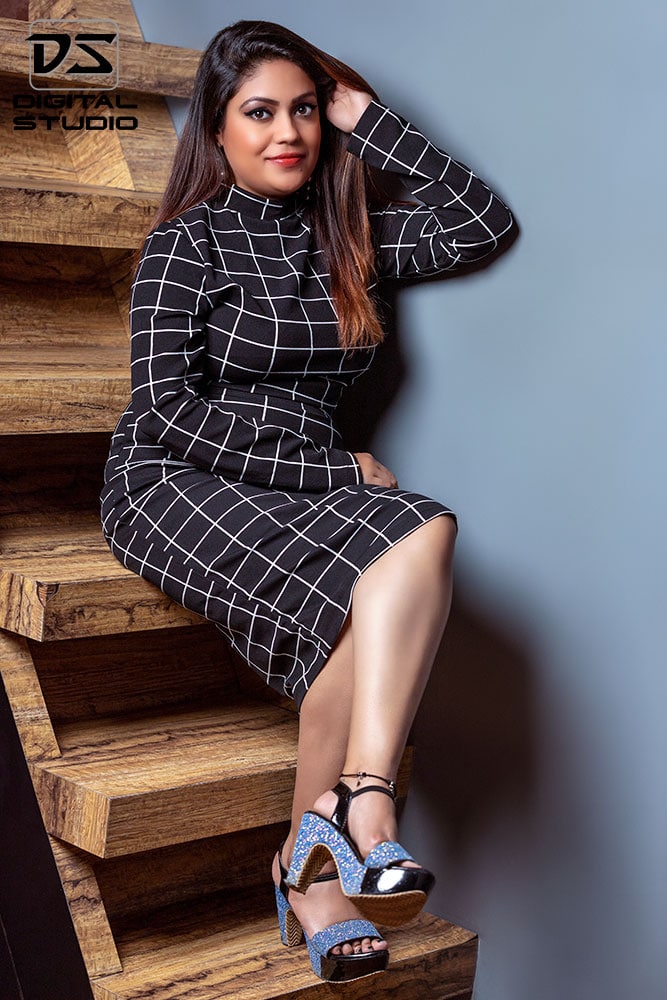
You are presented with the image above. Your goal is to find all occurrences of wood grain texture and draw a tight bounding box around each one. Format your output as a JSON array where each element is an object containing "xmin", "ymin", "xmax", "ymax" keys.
[
  {"xmin": 0, "ymin": 243, "xmax": 132, "ymax": 346},
  {"xmin": 0, "ymin": 628, "xmax": 60, "ymax": 760},
  {"xmin": 28, "ymin": 0, "xmax": 143, "ymax": 40},
  {"xmin": 30, "ymin": 702, "xmax": 411, "ymax": 857},
  {"xmin": 114, "ymin": 92, "xmax": 177, "ymax": 193},
  {"xmin": 0, "ymin": 20, "xmax": 30, "ymax": 83},
  {"xmin": 0, "ymin": 18, "xmax": 200, "ymax": 96},
  {"xmin": 92, "ymin": 885, "xmax": 476, "ymax": 1000},
  {"xmin": 95, "ymin": 824, "xmax": 291, "ymax": 923},
  {"xmin": 4, "ymin": 2, "xmax": 27, "ymax": 21},
  {"xmin": 0, "ymin": 73, "xmax": 80, "ymax": 187},
  {"xmin": 62, "ymin": 100, "xmax": 135, "ymax": 190},
  {"xmin": 0, "ymin": 345, "xmax": 129, "ymax": 433},
  {"xmin": 30, "ymin": 702, "xmax": 301, "ymax": 857},
  {"xmin": 1, "ymin": 76, "xmax": 175, "ymax": 197},
  {"xmin": 0, "ymin": 180, "xmax": 158, "ymax": 248},
  {"xmin": 30, "ymin": 624, "xmax": 238, "ymax": 725},
  {"xmin": 115, "ymin": 41, "xmax": 200, "ymax": 98},
  {"xmin": 100, "ymin": 248, "xmax": 133, "ymax": 339},
  {"xmin": 49, "ymin": 836, "xmax": 123, "ymax": 979},
  {"xmin": 0, "ymin": 514, "xmax": 202, "ymax": 639}
]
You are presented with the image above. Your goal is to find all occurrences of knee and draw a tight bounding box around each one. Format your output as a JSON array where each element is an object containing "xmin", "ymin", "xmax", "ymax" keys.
[
  {"xmin": 397, "ymin": 515, "xmax": 456, "ymax": 580},
  {"xmin": 418, "ymin": 515, "xmax": 457, "ymax": 566}
]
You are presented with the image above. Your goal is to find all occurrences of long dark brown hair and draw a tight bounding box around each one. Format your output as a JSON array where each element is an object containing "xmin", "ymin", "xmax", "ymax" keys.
[{"xmin": 152, "ymin": 20, "xmax": 385, "ymax": 349}]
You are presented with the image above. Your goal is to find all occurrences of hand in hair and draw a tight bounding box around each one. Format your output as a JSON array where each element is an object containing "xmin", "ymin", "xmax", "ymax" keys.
[
  {"xmin": 354, "ymin": 452, "xmax": 398, "ymax": 489},
  {"xmin": 326, "ymin": 82, "xmax": 373, "ymax": 133}
]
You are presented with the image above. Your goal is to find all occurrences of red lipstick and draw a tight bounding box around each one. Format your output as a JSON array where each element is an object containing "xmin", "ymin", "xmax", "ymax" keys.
[{"xmin": 268, "ymin": 154, "xmax": 305, "ymax": 167}]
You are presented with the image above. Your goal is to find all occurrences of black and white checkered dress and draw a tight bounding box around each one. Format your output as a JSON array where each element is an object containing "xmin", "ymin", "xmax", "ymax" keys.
[{"xmin": 101, "ymin": 102, "xmax": 513, "ymax": 706}]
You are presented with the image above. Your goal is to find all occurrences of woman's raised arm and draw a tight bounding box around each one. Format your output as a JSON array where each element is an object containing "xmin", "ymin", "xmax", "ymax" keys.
[{"xmin": 346, "ymin": 100, "xmax": 515, "ymax": 277}]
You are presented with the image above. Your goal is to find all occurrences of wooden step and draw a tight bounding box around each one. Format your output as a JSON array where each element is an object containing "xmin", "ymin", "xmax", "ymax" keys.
[
  {"xmin": 92, "ymin": 885, "xmax": 477, "ymax": 1000},
  {"xmin": 0, "ymin": 345, "xmax": 129, "ymax": 433},
  {"xmin": 0, "ymin": 624, "xmax": 242, "ymax": 767},
  {"xmin": 30, "ymin": 703, "xmax": 412, "ymax": 858},
  {"xmin": 0, "ymin": 16, "xmax": 200, "ymax": 97},
  {"xmin": 0, "ymin": 243, "xmax": 131, "ymax": 346},
  {"xmin": 31, "ymin": 701, "xmax": 299, "ymax": 857},
  {"xmin": 0, "ymin": 511, "xmax": 202, "ymax": 640},
  {"xmin": 0, "ymin": 177, "xmax": 158, "ymax": 247},
  {"xmin": 31, "ymin": 624, "xmax": 244, "ymax": 729}
]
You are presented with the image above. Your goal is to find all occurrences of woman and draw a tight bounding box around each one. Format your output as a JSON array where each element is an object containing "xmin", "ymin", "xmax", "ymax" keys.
[{"xmin": 101, "ymin": 20, "xmax": 514, "ymax": 983}]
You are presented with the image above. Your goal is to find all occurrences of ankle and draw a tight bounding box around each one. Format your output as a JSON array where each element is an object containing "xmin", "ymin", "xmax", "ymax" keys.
[{"xmin": 339, "ymin": 770, "xmax": 397, "ymax": 798}]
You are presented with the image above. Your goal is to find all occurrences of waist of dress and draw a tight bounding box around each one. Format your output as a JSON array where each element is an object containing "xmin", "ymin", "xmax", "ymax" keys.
[{"xmin": 205, "ymin": 383, "xmax": 340, "ymax": 446}]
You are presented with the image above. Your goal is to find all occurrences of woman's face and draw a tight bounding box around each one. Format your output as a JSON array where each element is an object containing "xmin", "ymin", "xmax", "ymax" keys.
[{"xmin": 218, "ymin": 58, "xmax": 321, "ymax": 199}]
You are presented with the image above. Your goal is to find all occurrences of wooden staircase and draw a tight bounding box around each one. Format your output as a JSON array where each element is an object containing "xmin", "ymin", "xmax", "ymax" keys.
[{"xmin": 0, "ymin": 3, "xmax": 477, "ymax": 997}]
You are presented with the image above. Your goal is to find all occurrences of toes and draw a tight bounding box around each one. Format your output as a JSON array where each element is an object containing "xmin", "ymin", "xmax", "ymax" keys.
[
  {"xmin": 331, "ymin": 936, "xmax": 387, "ymax": 957},
  {"xmin": 361, "ymin": 935, "xmax": 387, "ymax": 953}
]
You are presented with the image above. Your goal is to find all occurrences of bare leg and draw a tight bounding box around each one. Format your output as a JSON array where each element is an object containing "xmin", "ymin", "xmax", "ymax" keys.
[
  {"xmin": 312, "ymin": 514, "xmax": 456, "ymax": 862},
  {"xmin": 275, "ymin": 513, "xmax": 456, "ymax": 951},
  {"xmin": 273, "ymin": 620, "xmax": 387, "ymax": 954}
]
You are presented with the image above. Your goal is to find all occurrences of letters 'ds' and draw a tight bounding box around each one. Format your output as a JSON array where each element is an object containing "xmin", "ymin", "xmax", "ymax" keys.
[{"xmin": 27, "ymin": 21, "xmax": 119, "ymax": 90}]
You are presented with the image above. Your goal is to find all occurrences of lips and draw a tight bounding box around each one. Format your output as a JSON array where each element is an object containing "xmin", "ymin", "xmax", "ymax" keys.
[{"xmin": 268, "ymin": 154, "xmax": 305, "ymax": 167}]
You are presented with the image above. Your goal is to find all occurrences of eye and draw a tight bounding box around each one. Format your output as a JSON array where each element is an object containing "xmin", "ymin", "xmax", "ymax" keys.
[
  {"xmin": 245, "ymin": 107, "xmax": 271, "ymax": 121},
  {"xmin": 294, "ymin": 103, "xmax": 317, "ymax": 117}
]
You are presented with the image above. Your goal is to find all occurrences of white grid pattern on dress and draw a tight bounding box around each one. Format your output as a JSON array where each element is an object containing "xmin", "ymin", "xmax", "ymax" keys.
[{"xmin": 101, "ymin": 101, "xmax": 513, "ymax": 704}]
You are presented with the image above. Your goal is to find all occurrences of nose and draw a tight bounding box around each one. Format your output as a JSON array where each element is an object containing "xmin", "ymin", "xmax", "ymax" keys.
[{"xmin": 274, "ymin": 110, "xmax": 300, "ymax": 143}]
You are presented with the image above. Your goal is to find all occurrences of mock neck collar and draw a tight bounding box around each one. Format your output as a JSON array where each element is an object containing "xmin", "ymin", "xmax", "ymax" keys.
[{"xmin": 219, "ymin": 184, "xmax": 300, "ymax": 220}]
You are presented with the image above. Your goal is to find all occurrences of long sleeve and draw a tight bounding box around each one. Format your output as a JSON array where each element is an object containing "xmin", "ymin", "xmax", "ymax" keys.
[
  {"xmin": 130, "ymin": 225, "xmax": 362, "ymax": 492},
  {"xmin": 347, "ymin": 101, "xmax": 515, "ymax": 277}
]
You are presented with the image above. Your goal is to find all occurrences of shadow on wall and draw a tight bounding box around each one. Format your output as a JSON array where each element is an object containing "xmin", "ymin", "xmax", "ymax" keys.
[
  {"xmin": 335, "ymin": 288, "xmax": 407, "ymax": 453},
  {"xmin": 336, "ymin": 223, "xmax": 519, "ymax": 451},
  {"xmin": 337, "ymin": 225, "xmax": 532, "ymax": 861},
  {"xmin": 413, "ymin": 594, "xmax": 538, "ymax": 861}
]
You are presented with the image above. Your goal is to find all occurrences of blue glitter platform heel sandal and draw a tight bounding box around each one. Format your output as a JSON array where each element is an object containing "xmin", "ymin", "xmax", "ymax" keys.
[
  {"xmin": 274, "ymin": 848, "xmax": 389, "ymax": 982},
  {"xmin": 285, "ymin": 772, "xmax": 435, "ymax": 927}
]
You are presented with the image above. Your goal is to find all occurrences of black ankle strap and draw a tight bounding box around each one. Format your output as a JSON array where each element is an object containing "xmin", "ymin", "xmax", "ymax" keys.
[
  {"xmin": 329, "ymin": 775, "xmax": 397, "ymax": 835},
  {"xmin": 350, "ymin": 783, "xmax": 396, "ymax": 802},
  {"xmin": 330, "ymin": 781, "xmax": 354, "ymax": 832},
  {"xmin": 339, "ymin": 771, "xmax": 397, "ymax": 799}
]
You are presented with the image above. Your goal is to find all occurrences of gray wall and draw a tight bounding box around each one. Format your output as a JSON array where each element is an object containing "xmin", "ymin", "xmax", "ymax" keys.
[{"xmin": 133, "ymin": 3, "xmax": 667, "ymax": 998}]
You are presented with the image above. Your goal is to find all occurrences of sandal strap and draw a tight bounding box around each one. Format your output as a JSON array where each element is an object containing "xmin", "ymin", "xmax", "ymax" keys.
[
  {"xmin": 330, "ymin": 781, "xmax": 354, "ymax": 832},
  {"xmin": 277, "ymin": 843, "xmax": 338, "ymax": 894},
  {"xmin": 311, "ymin": 870, "xmax": 339, "ymax": 884},
  {"xmin": 330, "ymin": 777, "xmax": 396, "ymax": 835},
  {"xmin": 349, "ymin": 783, "xmax": 395, "ymax": 802},
  {"xmin": 340, "ymin": 771, "xmax": 397, "ymax": 798},
  {"xmin": 310, "ymin": 918, "xmax": 383, "ymax": 956},
  {"xmin": 363, "ymin": 840, "xmax": 415, "ymax": 869}
]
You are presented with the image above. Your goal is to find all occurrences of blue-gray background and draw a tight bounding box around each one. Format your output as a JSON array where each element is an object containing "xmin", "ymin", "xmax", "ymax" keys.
[{"xmin": 132, "ymin": 3, "xmax": 666, "ymax": 998}]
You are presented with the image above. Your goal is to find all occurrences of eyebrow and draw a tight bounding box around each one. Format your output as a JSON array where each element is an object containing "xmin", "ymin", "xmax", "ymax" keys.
[{"xmin": 238, "ymin": 91, "xmax": 317, "ymax": 110}]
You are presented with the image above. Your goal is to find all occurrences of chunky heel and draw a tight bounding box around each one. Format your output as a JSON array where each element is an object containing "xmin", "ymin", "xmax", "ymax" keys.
[
  {"xmin": 274, "ymin": 882, "xmax": 304, "ymax": 948},
  {"xmin": 274, "ymin": 847, "xmax": 388, "ymax": 981},
  {"xmin": 287, "ymin": 811, "xmax": 362, "ymax": 893},
  {"xmin": 285, "ymin": 776, "xmax": 435, "ymax": 927}
]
